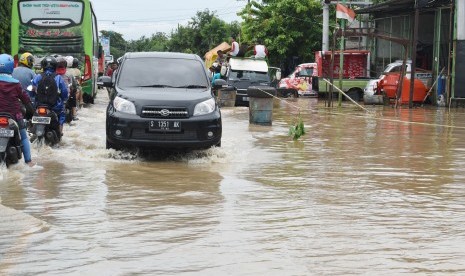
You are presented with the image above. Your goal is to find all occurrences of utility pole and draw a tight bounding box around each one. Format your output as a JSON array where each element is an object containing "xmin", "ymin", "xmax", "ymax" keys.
[
  {"xmin": 322, "ymin": 1, "xmax": 330, "ymax": 51},
  {"xmin": 409, "ymin": 1, "xmax": 420, "ymax": 108},
  {"xmin": 338, "ymin": 0, "xmax": 346, "ymax": 106}
]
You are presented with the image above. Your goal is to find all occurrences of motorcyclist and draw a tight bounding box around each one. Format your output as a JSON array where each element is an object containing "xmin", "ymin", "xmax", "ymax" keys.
[
  {"xmin": 57, "ymin": 56, "xmax": 78, "ymax": 121},
  {"xmin": 0, "ymin": 53, "xmax": 36, "ymax": 167},
  {"xmin": 66, "ymin": 56, "xmax": 83, "ymax": 112},
  {"xmin": 31, "ymin": 56, "xmax": 69, "ymax": 137},
  {"xmin": 12, "ymin": 52, "xmax": 36, "ymax": 100}
]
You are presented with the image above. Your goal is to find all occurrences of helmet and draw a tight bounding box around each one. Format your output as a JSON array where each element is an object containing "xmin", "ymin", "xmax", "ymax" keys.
[
  {"xmin": 19, "ymin": 52, "xmax": 34, "ymax": 68},
  {"xmin": 40, "ymin": 56, "xmax": 57, "ymax": 71},
  {"xmin": 65, "ymin": 56, "xmax": 74, "ymax": 68},
  {"xmin": 72, "ymin": 58, "xmax": 79, "ymax": 68},
  {"xmin": 0, "ymin": 54, "xmax": 15, "ymax": 74},
  {"xmin": 56, "ymin": 56, "xmax": 67, "ymax": 69}
]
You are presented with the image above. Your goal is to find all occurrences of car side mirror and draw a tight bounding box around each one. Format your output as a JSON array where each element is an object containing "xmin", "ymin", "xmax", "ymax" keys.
[
  {"xmin": 295, "ymin": 72, "xmax": 300, "ymax": 77},
  {"xmin": 98, "ymin": 76, "xmax": 113, "ymax": 87},
  {"xmin": 213, "ymin": 78, "xmax": 227, "ymax": 89}
]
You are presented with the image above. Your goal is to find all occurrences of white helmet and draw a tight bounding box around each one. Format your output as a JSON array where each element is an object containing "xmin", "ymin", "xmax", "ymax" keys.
[{"xmin": 65, "ymin": 56, "xmax": 74, "ymax": 68}]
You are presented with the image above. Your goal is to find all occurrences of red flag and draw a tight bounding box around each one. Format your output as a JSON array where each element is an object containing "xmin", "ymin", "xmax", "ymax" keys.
[{"xmin": 336, "ymin": 3, "xmax": 356, "ymax": 23}]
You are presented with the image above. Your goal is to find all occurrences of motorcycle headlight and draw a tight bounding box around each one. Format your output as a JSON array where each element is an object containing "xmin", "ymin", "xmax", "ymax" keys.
[
  {"xmin": 113, "ymin": 96, "xmax": 136, "ymax": 114},
  {"xmin": 194, "ymin": 98, "xmax": 216, "ymax": 116}
]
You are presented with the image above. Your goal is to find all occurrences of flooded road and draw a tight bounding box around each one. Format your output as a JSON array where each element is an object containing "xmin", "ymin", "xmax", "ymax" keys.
[{"xmin": 2, "ymin": 91, "xmax": 465, "ymax": 275}]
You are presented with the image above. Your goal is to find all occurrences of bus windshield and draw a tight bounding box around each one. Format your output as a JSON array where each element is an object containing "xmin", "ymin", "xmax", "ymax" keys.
[{"xmin": 19, "ymin": 0, "xmax": 84, "ymax": 27}]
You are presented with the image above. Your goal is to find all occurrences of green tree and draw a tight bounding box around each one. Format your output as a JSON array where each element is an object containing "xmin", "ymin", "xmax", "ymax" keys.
[
  {"xmin": 239, "ymin": 0, "xmax": 324, "ymax": 71},
  {"xmin": 147, "ymin": 32, "xmax": 169, "ymax": 52},
  {"xmin": 167, "ymin": 25, "xmax": 195, "ymax": 54},
  {"xmin": 101, "ymin": 10, "xmax": 240, "ymax": 59},
  {"xmin": 0, "ymin": 0, "xmax": 12, "ymax": 54},
  {"xmin": 168, "ymin": 10, "xmax": 241, "ymax": 57}
]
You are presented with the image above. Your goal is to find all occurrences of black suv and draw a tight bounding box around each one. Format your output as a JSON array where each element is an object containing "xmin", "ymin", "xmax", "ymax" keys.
[{"xmin": 102, "ymin": 52, "xmax": 222, "ymax": 150}]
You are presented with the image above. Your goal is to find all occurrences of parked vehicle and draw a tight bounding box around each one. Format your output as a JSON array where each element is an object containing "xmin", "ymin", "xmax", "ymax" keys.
[
  {"xmin": 0, "ymin": 113, "xmax": 22, "ymax": 167},
  {"xmin": 222, "ymin": 57, "xmax": 280, "ymax": 106},
  {"xmin": 364, "ymin": 60, "xmax": 433, "ymax": 97},
  {"xmin": 363, "ymin": 60, "xmax": 433, "ymax": 104},
  {"xmin": 30, "ymin": 105, "xmax": 61, "ymax": 146},
  {"xmin": 101, "ymin": 52, "xmax": 222, "ymax": 151},
  {"xmin": 278, "ymin": 63, "xmax": 318, "ymax": 97},
  {"xmin": 313, "ymin": 50, "xmax": 373, "ymax": 101}
]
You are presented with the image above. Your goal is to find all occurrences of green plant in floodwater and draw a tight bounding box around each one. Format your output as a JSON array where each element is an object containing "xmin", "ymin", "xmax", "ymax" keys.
[{"xmin": 289, "ymin": 116, "xmax": 306, "ymax": 140}]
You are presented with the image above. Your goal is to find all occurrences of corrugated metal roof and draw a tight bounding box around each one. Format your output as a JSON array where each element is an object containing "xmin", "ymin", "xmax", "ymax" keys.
[{"xmin": 356, "ymin": 0, "xmax": 452, "ymax": 14}]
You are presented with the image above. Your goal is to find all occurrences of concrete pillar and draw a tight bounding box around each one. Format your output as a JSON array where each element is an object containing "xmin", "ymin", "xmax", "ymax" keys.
[{"xmin": 323, "ymin": 3, "xmax": 330, "ymax": 51}]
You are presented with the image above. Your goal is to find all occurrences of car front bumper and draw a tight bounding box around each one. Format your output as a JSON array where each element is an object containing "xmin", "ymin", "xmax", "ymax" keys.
[{"xmin": 106, "ymin": 109, "xmax": 222, "ymax": 149}]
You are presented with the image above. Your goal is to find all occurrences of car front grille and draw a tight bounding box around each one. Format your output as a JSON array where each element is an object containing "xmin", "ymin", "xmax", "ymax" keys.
[
  {"xmin": 141, "ymin": 107, "xmax": 189, "ymax": 119},
  {"xmin": 132, "ymin": 129, "xmax": 197, "ymax": 141},
  {"xmin": 236, "ymin": 89, "xmax": 247, "ymax": 95}
]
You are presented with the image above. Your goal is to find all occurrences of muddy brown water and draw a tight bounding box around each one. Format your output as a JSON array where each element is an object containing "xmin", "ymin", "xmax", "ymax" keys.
[{"xmin": 1, "ymin": 92, "xmax": 465, "ymax": 275}]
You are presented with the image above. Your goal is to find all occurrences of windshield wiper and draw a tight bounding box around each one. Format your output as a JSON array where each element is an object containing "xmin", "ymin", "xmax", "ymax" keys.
[
  {"xmin": 176, "ymin": 85, "xmax": 208, "ymax": 89},
  {"xmin": 139, "ymin": 84, "xmax": 175, "ymax": 88}
]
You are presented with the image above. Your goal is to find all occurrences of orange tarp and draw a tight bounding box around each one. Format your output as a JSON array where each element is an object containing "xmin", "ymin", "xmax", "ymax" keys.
[{"xmin": 204, "ymin": 42, "xmax": 231, "ymax": 69}]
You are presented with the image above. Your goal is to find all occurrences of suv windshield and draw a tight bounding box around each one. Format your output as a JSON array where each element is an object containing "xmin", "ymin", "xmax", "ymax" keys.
[
  {"xmin": 118, "ymin": 57, "xmax": 209, "ymax": 89},
  {"xmin": 229, "ymin": 70, "xmax": 270, "ymax": 82}
]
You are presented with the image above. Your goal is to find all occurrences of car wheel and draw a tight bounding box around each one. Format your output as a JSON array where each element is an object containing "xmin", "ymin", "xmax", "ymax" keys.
[
  {"xmin": 106, "ymin": 139, "xmax": 121, "ymax": 150},
  {"xmin": 346, "ymin": 89, "xmax": 361, "ymax": 102}
]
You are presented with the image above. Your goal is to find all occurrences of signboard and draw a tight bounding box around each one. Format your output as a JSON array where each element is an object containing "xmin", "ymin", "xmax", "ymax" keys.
[{"xmin": 100, "ymin": 36, "xmax": 110, "ymax": 56}]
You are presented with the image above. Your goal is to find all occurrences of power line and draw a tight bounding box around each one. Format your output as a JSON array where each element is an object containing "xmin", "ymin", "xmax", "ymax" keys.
[{"xmin": 97, "ymin": 5, "xmax": 243, "ymax": 23}]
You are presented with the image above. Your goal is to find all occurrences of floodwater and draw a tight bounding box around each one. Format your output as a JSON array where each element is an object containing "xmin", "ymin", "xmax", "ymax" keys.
[{"xmin": 1, "ymin": 91, "xmax": 465, "ymax": 275}]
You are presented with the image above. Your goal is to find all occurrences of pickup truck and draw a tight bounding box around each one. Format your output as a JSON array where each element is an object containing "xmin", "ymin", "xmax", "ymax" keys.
[
  {"xmin": 222, "ymin": 57, "xmax": 281, "ymax": 106},
  {"xmin": 316, "ymin": 77, "xmax": 373, "ymax": 102},
  {"xmin": 314, "ymin": 50, "xmax": 375, "ymax": 101}
]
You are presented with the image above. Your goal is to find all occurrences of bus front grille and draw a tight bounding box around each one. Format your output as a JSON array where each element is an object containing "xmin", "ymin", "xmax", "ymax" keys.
[{"xmin": 20, "ymin": 36, "xmax": 84, "ymax": 53}]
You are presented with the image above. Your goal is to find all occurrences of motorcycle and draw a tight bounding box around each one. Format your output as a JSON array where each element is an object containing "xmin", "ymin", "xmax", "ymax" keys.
[
  {"xmin": 0, "ymin": 113, "xmax": 23, "ymax": 167},
  {"xmin": 65, "ymin": 83, "xmax": 74, "ymax": 124},
  {"xmin": 30, "ymin": 105, "xmax": 61, "ymax": 146}
]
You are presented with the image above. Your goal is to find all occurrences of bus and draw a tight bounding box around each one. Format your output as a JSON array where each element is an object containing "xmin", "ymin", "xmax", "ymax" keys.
[{"xmin": 10, "ymin": 0, "xmax": 101, "ymax": 104}]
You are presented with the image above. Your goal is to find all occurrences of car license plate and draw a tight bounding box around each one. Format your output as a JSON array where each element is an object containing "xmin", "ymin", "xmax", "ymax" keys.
[
  {"xmin": 243, "ymin": 96, "xmax": 249, "ymax": 101},
  {"xmin": 0, "ymin": 128, "xmax": 14, "ymax": 138},
  {"xmin": 32, "ymin": 116, "xmax": 51, "ymax": 124},
  {"xmin": 149, "ymin": 120, "xmax": 181, "ymax": 132}
]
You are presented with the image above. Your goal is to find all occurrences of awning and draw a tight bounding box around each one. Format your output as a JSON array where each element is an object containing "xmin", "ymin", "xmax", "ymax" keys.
[{"xmin": 356, "ymin": 0, "xmax": 452, "ymax": 15}]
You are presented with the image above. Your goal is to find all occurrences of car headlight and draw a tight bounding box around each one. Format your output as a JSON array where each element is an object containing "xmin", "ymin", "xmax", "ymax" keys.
[
  {"xmin": 113, "ymin": 96, "xmax": 136, "ymax": 114},
  {"xmin": 194, "ymin": 98, "xmax": 216, "ymax": 116}
]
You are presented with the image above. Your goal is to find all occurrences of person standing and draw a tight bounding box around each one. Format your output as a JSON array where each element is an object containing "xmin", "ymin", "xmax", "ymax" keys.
[
  {"xmin": 106, "ymin": 62, "xmax": 118, "ymax": 77},
  {"xmin": 229, "ymin": 36, "xmax": 240, "ymax": 57},
  {"xmin": 0, "ymin": 54, "xmax": 36, "ymax": 167},
  {"xmin": 12, "ymin": 52, "xmax": 36, "ymax": 99}
]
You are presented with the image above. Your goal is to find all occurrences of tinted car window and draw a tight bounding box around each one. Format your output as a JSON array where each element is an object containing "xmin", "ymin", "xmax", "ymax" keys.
[
  {"xmin": 228, "ymin": 70, "xmax": 270, "ymax": 82},
  {"xmin": 118, "ymin": 57, "xmax": 209, "ymax": 89}
]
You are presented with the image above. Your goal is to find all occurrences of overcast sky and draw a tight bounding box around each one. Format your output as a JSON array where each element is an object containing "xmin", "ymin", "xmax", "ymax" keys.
[{"xmin": 92, "ymin": 0, "xmax": 246, "ymax": 40}]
